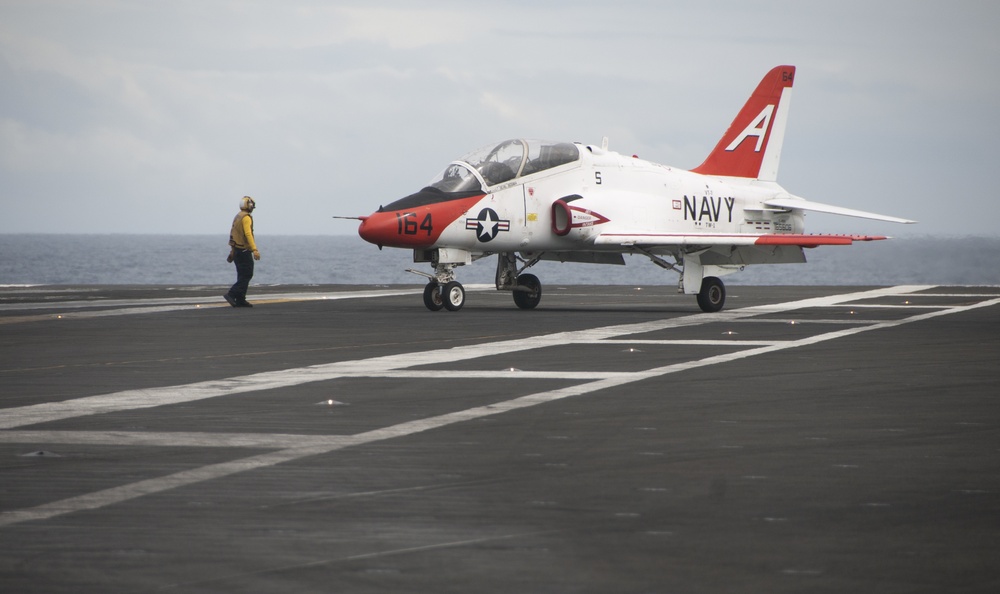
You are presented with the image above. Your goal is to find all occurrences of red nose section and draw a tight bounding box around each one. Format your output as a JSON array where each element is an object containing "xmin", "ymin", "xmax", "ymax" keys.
[
  {"xmin": 358, "ymin": 210, "xmax": 441, "ymax": 249},
  {"xmin": 358, "ymin": 196, "xmax": 485, "ymax": 249},
  {"xmin": 358, "ymin": 211, "xmax": 410, "ymax": 247}
]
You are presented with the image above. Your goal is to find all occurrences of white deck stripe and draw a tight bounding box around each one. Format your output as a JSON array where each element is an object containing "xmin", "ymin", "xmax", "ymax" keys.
[
  {"xmin": 728, "ymin": 318, "xmax": 880, "ymax": 325},
  {"xmin": 0, "ymin": 289, "xmax": 428, "ymax": 325},
  {"xmin": 829, "ymin": 303, "xmax": 945, "ymax": 309},
  {"xmin": 0, "ymin": 288, "xmax": 424, "ymax": 313},
  {"xmin": 592, "ymin": 339, "xmax": 787, "ymax": 346},
  {"xmin": 0, "ymin": 431, "xmax": 356, "ymax": 449}
]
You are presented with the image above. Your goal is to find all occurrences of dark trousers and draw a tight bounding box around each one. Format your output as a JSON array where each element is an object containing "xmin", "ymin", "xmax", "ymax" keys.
[{"xmin": 228, "ymin": 250, "xmax": 254, "ymax": 302}]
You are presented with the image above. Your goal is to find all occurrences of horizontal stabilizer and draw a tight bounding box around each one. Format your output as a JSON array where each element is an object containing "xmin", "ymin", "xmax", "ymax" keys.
[{"xmin": 764, "ymin": 197, "xmax": 916, "ymax": 224}]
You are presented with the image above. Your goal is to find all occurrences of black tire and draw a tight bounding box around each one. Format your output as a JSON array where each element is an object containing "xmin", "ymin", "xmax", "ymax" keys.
[
  {"xmin": 442, "ymin": 281, "xmax": 465, "ymax": 311},
  {"xmin": 696, "ymin": 276, "xmax": 726, "ymax": 313},
  {"xmin": 423, "ymin": 281, "xmax": 444, "ymax": 311},
  {"xmin": 512, "ymin": 273, "xmax": 542, "ymax": 310}
]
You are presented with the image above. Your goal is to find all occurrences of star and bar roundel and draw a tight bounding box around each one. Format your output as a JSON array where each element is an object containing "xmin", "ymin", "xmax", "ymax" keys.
[{"xmin": 466, "ymin": 208, "xmax": 510, "ymax": 242}]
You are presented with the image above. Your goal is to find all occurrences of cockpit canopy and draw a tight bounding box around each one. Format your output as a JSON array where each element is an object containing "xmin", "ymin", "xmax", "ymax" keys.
[
  {"xmin": 445, "ymin": 138, "xmax": 580, "ymax": 189},
  {"xmin": 382, "ymin": 139, "xmax": 580, "ymax": 211}
]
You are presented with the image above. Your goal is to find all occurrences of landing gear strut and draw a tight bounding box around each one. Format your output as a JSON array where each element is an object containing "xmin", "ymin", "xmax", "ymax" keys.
[{"xmin": 498, "ymin": 252, "xmax": 543, "ymax": 310}]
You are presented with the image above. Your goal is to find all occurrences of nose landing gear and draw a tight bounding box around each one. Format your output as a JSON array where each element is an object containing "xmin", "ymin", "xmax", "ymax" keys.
[
  {"xmin": 413, "ymin": 259, "xmax": 467, "ymax": 312},
  {"xmin": 422, "ymin": 280, "xmax": 466, "ymax": 311}
]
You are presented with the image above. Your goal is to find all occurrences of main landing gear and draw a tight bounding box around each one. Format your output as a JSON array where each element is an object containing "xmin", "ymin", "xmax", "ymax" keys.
[
  {"xmin": 511, "ymin": 273, "xmax": 542, "ymax": 310},
  {"xmin": 696, "ymin": 276, "xmax": 726, "ymax": 313},
  {"xmin": 498, "ymin": 252, "xmax": 542, "ymax": 310},
  {"xmin": 635, "ymin": 248, "xmax": 730, "ymax": 313}
]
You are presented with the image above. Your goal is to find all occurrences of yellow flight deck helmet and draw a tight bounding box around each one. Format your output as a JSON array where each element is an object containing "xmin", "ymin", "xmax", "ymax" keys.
[{"xmin": 240, "ymin": 196, "xmax": 256, "ymax": 211}]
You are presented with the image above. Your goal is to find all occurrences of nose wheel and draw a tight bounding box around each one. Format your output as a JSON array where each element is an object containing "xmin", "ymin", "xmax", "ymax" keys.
[
  {"xmin": 423, "ymin": 281, "xmax": 465, "ymax": 312},
  {"xmin": 422, "ymin": 281, "xmax": 445, "ymax": 311},
  {"xmin": 442, "ymin": 281, "xmax": 465, "ymax": 311}
]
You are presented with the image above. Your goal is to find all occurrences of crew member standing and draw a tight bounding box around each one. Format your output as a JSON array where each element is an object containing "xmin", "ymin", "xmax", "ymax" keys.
[{"xmin": 224, "ymin": 196, "xmax": 260, "ymax": 307}]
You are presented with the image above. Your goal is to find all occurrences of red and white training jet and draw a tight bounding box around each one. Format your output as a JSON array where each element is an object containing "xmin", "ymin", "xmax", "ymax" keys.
[{"xmin": 353, "ymin": 65, "xmax": 915, "ymax": 312}]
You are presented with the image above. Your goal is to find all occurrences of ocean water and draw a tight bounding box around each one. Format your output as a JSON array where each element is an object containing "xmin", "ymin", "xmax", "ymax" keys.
[{"xmin": 1, "ymin": 234, "xmax": 998, "ymax": 287}]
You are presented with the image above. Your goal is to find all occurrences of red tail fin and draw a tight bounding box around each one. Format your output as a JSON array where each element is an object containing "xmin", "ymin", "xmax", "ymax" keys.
[{"xmin": 691, "ymin": 65, "xmax": 795, "ymax": 181}]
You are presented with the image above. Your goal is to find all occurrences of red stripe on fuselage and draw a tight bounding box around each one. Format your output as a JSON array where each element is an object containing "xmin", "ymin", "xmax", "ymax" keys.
[{"xmin": 754, "ymin": 234, "xmax": 887, "ymax": 246}]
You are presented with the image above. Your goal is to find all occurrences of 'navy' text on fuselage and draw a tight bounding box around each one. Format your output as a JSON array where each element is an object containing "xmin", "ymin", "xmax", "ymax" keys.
[{"xmin": 683, "ymin": 195, "xmax": 736, "ymax": 223}]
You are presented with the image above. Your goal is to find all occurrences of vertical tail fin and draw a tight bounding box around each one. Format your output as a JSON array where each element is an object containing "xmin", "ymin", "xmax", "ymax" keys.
[{"xmin": 691, "ymin": 65, "xmax": 795, "ymax": 181}]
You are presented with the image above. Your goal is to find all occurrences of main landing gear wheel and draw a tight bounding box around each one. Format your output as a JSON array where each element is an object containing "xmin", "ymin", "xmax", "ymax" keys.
[
  {"xmin": 423, "ymin": 281, "xmax": 444, "ymax": 311},
  {"xmin": 512, "ymin": 273, "xmax": 542, "ymax": 310},
  {"xmin": 696, "ymin": 276, "xmax": 726, "ymax": 313},
  {"xmin": 442, "ymin": 281, "xmax": 465, "ymax": 311}
]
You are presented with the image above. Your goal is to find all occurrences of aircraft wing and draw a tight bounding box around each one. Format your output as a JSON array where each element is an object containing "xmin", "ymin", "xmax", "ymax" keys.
[
  {"xmin": 594, "ymin": 233, "xmax": 888, "ymax": 247},
  {"xmin": 762, "ymin": 197, "xmax": 917, "ymax": 224}
]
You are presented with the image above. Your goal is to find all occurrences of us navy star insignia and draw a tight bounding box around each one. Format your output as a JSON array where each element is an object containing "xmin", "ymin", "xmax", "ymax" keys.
[{"xmin": 466, "ymin": 208, "xmax": 510, "ymax": 242}]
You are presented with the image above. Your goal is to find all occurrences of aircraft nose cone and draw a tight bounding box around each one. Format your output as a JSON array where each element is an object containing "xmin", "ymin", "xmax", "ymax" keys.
[
  {"xmin": 357, "ymin": 216, "xmax": 377, "ymax": 245},
  {"xmin": 358, "ymin": 212, "xmax": 394, "ymax": 247}
]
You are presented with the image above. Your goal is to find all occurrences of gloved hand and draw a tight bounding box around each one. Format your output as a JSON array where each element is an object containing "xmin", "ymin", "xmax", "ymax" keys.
[
  {"xmin": 226, "ymin": 250, "xmax": 234, "ymax": 263},
  {"xmin": 252, "ymin": 250, "xmax": 261, "ymax": 261}
]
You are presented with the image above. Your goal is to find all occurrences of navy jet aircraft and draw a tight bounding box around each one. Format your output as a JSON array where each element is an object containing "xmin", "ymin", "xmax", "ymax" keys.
[{"xmin": 354, "ymin": 65, "xmax": 915, "ymax": 312}]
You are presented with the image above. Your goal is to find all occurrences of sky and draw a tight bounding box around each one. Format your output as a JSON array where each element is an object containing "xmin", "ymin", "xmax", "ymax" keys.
[{"xmin": 1, "ymin": 0, "xmax": 997, "ymax": 237}]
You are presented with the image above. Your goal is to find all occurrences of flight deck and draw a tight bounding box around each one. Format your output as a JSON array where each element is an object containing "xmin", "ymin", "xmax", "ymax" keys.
[{"xmin": 1, "ymin": 284, "xmax": 998, "ymax": 593}]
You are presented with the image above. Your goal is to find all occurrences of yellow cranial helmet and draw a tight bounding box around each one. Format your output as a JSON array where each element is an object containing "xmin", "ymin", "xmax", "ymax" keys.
[{"xmin": 240, "ymin": 196, "xmax": 256, "ymax": 211}]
